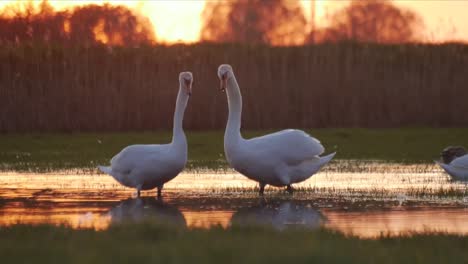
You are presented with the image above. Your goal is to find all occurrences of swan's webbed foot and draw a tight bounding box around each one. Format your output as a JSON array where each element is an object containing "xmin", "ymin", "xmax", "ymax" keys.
[
  {"xmin": 157, "ymin": 185, "xmax": 163, "ymax": 198},
  {"xmin": 259, "ymin": 183, "xmax": 266, "ymax": 196},
  {"xmin": 286, "ymin": 185, "xmax": 294, "ymax": 195}
]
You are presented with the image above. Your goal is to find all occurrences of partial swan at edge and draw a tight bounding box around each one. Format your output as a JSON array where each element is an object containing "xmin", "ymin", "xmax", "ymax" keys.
[{"xmin": 436, "ymin": 146, "xmax": 468, "ymax": 181}]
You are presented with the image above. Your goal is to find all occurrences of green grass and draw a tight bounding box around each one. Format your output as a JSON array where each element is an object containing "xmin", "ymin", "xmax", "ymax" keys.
[
  {"xmin": 0, "ymin": 223, "xmax": 466, "ymax": 263},
  {"xmin": 1, "ymin": 128, "xmax": 468, "ymax": 172}
]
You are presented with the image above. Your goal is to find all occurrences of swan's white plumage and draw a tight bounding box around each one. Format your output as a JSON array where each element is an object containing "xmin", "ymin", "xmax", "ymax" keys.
[
  {"xmin": 98, "ymin": 72, "xmax": 192, "ymax": 194},
  {"xmin": 245, "ymin": 129, "xmax": 324, "ymax": 166},
  {"xmin": 219, "ymin": 64, "xmax": 334, "ymax": 189},
  {"xmin": 99, "ymin": 144, "xmax": 185, "ymax": 190},
  {"xmin": 437, "ymin": 155, "xmax": 468, "ymax": 181}
]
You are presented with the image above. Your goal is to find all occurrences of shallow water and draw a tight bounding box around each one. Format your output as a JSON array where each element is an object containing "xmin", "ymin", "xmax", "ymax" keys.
[{"xmin": 0, "ymin": 162, "xmax": 467, "ymax": 238}]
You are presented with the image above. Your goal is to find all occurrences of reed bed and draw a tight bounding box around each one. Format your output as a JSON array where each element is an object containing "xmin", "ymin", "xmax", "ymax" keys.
[{"xmin": 1, "ymin": 43, "xmax": 468, "ymax": 132}]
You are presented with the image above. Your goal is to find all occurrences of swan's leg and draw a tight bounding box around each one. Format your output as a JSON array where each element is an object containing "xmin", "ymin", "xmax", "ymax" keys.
[
  {"xmin": 259, "ymin": 183, "xmax": 266, "ymax": 196},
  {"xmin": 136, "ymin": 184, "xmax": 142, "ymax": 197},
  {"xmin": 286, "ymin": 185, "xmax": 294, "ymax": 194},
  {"xmin": 157, "ymin": 184, "xmax": 164, "ymax": 198}
]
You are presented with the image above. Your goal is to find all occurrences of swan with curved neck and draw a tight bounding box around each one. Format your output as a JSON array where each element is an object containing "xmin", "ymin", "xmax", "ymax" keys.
[
  {"xmin": 98, "ymin": 72, "xmax": 193, "ymax": 197},
  {"xmin": 218, "ymin": 64, "xmax": 335, "ymax": 195}
]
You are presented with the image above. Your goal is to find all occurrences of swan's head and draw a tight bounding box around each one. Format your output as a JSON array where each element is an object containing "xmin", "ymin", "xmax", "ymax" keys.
[
  {"xmin": 441, "ymin": 146, "xmax": 467, "ymax": 164},
  {"xmin": 179, "ymin": 71, "xmax": 193, "ymax": 96},
  {"xmin": 217, "ymin": 64, "xmax": 233, "ymax": 92}
]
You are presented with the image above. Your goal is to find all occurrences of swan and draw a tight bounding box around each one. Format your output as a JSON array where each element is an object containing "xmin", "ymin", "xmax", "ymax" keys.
[
  {"xmin": 98, "ymin": 72, "xmax": 193, "ymax": 197},
  {"xmin": 436, "ymin": 146, "xmax": 468, "ymax": 181},
  {"xmin": 217, "ymin": 64, "xmax": 335, "ymax": 195}
]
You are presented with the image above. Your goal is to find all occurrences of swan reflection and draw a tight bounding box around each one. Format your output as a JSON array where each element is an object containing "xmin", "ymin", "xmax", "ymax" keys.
[
  {"xmin": 108, "ymin": 198, "xmax": 186, "ymax": 227},
  {"xmin": 231, "ymin": 201, "xmax": 324, "ymax": 230}
]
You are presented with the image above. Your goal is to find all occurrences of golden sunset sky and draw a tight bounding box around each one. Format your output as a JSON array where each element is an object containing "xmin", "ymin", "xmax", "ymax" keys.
[{"xmin": 0, "ymin": 0, "xmax": 466, "ymax": 43}]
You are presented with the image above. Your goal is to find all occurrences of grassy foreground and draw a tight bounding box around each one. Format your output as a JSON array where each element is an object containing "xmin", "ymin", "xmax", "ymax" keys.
[
  {"xmin": 0, "ymin": 224, "xmax": 466, "ymax": 263},
  {"xmin": 1, "ymin": 128, "xmax": 468, "ymax": 171}
]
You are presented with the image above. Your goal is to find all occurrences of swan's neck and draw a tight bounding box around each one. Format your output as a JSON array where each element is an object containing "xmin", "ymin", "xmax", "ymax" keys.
[
  {"xmin": 225, "ymin": 76, "xmax": 243, "ymax": 144},
  {"xmin": 172, "ymin": 86, "xmax": 188, "ymax": 148}
]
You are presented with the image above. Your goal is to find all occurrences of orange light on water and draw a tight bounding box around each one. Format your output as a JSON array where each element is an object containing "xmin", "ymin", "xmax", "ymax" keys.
[
  {"xmin": 0, "ymin": 207, "xmax": 111, "ymax": 230},
  {"xmin": 183, "ymin": 210, "xmax": 234, "ymax": 229}
]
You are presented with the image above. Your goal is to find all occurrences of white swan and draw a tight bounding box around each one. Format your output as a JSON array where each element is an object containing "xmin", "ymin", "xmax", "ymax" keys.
[
  {"xmin": 436, "ymin": 146, "xmax": 468, "ymax": 181},
  {"xmin": 98, "ymin": 72, "xmax": 193, "ymax": 197},
  {"xmin": 218, "ymin": 64, "xmax": 335, "ymax": 195}
]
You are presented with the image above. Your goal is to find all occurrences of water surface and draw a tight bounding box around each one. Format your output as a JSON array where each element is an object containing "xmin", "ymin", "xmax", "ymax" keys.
[{"xmin": 1, "ymin": 163, "xmax": 467, "ymax": 238}]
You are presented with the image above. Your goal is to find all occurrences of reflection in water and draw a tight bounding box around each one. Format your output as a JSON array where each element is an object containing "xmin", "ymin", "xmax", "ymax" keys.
[
  {"xmin": 0, "ymin": 192, "xmax": 467, "ymax": 238},
  {"xmin": 0, "ymin": 202, "xmax": 111, "ymax": 230},
  {"xmin": 231, "ymin": 201, "xmax": 323, "ymax": 230},
  {"xmin": 1, "ymin": 163, "xmax": 468, "ymax": 238},
  {"xmin": 109, "ymin": 198, "xmax": 186, "ymax": 227},
  {"xmin": 182, "ymin": 210, "xmax": 234, "ymax": 229},
  {"xmin": 323, "ymin": 208, "xmax": 468, "ymax": 238}
]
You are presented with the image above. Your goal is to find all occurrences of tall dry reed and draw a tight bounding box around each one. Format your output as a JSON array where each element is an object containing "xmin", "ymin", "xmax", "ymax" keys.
[{"xmin": 1, "ymin": 43, "xmax": 467, "ymax": 132}]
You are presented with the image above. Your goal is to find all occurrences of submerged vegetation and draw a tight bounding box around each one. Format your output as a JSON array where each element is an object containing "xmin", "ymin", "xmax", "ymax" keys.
[
  {"xmin": 0, "ymin": 223, "xmax": 467, "ymax": 263},
  {"xmin": 1, "ymin": 128, "xmax": 468, "ymax": 172}
]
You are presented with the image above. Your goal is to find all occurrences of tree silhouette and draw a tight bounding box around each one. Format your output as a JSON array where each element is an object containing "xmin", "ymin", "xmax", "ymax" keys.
[
  {"xmin": 310, "ymin": 0, "xmax": 423, "ymax": 43},
  {"xmin": 0, "ymin": 1, "xmax": 155, "ymax": 46},
  {"xmin": 0, "ymin": 1, "xmax": 68, "ymax": 44},
  {"xmin": 68, "ymin": 4, "xmax": 155, "ymax": 46},
  {"xmin": 201, "ymin": 0, "xmax": 307, "ymax": 46}
]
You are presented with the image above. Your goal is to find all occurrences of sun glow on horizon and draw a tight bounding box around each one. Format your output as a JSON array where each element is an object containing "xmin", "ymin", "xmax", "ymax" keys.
[
  {"xmin": 0, "ymin": 0, "xmax": 467, "ymax": 43},
  {"xmin": 0, "ymin": 0, "xmax": 327, "ymax": 44},
  {"xmin": 0, "ymin": 0, "xmax": 206, "ymax": 43}
]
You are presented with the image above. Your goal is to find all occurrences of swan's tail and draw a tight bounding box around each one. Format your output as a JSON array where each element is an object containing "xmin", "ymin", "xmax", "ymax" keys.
[
  {"xmin": 434, "ymin": 160, "xmax": 446, "ymax": 169},
  {"xmin": 98, "ymin": 165, "xmax": 112, "ymax": 175},
  {"xmin": 318, "ymin": 152, "xmax": 336, "ymax": 168},
  {"xmin": 435, "ymin": 160, "xmax": 454, "ymax": 175},
  {"xmin": 290, "ymin": 152, "xmax": 336, "ymax": 183}
]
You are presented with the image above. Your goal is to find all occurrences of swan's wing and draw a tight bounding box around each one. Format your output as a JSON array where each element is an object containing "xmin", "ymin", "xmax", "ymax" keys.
[
  {"xmin": 449, "ymin": 155, "xmax": 468, "ymax": 169},
  {"xmin": 246, "ymin": 129, "xmax": 324, "ymax": 165},
  {"xmin": 110, "ymin": 144, "xmax": 168, "ymax": 175}
]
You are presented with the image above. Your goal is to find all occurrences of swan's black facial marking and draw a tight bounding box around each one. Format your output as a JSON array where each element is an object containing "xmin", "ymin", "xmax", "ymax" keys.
[
  {"xmin": 220, "ymin": 73, "xmax": 227, "ymax": 92},
  {"xmin": 184, "ymin": 78, "xmax": 191, "ymax": 87},
  {"xmin": 184, "ymin": 78, "xmax": 192, "ymax": 96},
  {"xmin": 179, "ymin": 71, "xmax": 193, "ymax": 96},
  {"xmin": 218, "ymin": 64, "xmax": 233, "ymax": 92}
]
